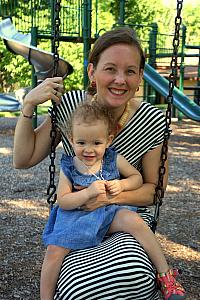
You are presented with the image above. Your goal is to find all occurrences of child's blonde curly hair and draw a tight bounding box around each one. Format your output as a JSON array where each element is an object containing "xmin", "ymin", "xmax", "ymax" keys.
[{"xmin": 59, "ymin": 100, "xmax": 115, "ymax": 139}]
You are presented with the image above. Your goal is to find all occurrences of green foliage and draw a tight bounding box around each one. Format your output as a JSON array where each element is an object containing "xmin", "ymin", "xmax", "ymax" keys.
[
  {"xmin": 0, "ymin": 40, "xmax": 31, "ymax": 92},
  {"xmin": 59, "ymin": 42, "xmax": 84, "ymax": 90},
  {"xmin": 182, "ymin": 4, "xmax": 200, "ymax": 44},
  {"xmin": 109, "ymin": 0, "xmax": 164, "ymax": 25},
  {"xmin": 94, "ymin": 0, "xmax": 115, "ymax": 34}
]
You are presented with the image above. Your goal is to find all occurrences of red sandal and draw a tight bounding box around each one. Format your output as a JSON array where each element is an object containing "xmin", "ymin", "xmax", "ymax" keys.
[{"xmin": 157, "ymin": 269, "xmax": 186, "ymax": 300}]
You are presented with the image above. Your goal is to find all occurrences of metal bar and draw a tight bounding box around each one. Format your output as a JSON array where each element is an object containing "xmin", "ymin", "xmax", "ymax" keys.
[
  {"xmin": 185, "ymin": 45, "xmax": 200, "ymax": 50},
  {"xmin": 82, "ymin": 0, "xmax": 92, "ymax": 89},
  {"xmin": 31, "ymin": 26, "xmax": 38, "ymax": 129}
]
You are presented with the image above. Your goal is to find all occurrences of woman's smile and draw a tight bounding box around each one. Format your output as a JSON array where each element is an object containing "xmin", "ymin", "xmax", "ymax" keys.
[{"xmin": 109, "ymin": 87, "xmax": 128, "ymax": 96}]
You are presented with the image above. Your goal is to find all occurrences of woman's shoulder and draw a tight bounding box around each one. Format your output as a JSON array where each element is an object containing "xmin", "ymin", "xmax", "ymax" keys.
[
  {"xmin": 56, "ymin": 90, "xmax": 86, "ymax": 120},
  {"xmin": 139, "ymin": 101, "xmax": 164, "ymax": 114},
  {"xmin": 64, "ymin": 89, "xmax": 86, "ymax": 97},
  {"xmin": 128, "ymin": 101, "xmax": 165, "ymax": 126},
  {"xmin": 58, "ymin": 90, "xmax": 86, "ymax": 110}
]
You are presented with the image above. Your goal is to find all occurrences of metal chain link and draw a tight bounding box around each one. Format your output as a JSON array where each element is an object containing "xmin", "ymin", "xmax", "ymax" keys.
[
  {"xmin": 47, "ymin": 0, "xmax": 61, "ymax": 210},
  {"xmin": 152, "ymin": 0, "xmax": 183, "ymax": 232}
]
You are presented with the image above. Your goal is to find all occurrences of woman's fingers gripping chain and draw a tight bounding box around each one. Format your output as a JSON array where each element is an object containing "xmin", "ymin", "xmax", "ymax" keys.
[
  {"xmin": 51, "ymin": 77, "xmax": 64, "ymax": 103},
  {"xmin": 38, "ymin": 77, "xmax": 64, "ymax": 104}
]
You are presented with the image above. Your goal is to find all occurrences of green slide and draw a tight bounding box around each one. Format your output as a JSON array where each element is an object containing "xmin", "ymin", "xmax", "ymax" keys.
[{"xmin": 144, "ymin": 63, "xmax": 200, "ymax": 122}]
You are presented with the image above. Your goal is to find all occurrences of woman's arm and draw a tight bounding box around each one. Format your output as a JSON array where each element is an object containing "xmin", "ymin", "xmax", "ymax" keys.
[
  {"xmin": 13, "ymin": 116, "xmax": 59, "ymax": 168},
  {"xmin": 13, "ymin": 77, "xmax": 63, "ymax": 169},
  {"xmin": 111, "ymin": 144, "xmax": 168, "ymax": 205},
  {"xmin": 57, "ymin": 170, "xmax": 107, "ymax": 210},
  {"xmin": 81, "ymin": 144, "xmax": 168, "ymax": 210}
]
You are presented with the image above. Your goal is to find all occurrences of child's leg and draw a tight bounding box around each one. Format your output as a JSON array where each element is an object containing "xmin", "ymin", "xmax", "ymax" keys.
[
  {"xmin": 40, "ymin": 245, "xmax": 70, "ymax": 300},
  {"xmin": 108, "ymin": 209, "xmax": 169, "ymax": 273},
  {"xmin": 109, "ymin": 209, "xmax": 185, "ymax": 300}
]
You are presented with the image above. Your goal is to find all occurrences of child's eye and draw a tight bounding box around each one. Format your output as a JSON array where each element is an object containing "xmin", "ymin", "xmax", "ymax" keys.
[
  {"xmin": 95, "ymin": 141, "xmax": 102, "ymax": 145},
  {"xmin": 77, "ymin": 141, "xmax": 85, "ymax": 145}
]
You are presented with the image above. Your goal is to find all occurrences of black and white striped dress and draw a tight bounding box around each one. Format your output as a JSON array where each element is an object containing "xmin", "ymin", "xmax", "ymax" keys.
[{"xmin": 53, "ymin": 90, "xmax": 166, "ymax": 300}]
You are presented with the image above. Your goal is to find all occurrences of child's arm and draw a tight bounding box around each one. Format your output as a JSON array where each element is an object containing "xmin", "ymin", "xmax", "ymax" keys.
[
  {"xmin": 57, "ymin": 169, "xmax": 106, "ymax": 210},
  {"xmin": 106, "ymin": 154, "xmax": 143, "ymax": 196}
]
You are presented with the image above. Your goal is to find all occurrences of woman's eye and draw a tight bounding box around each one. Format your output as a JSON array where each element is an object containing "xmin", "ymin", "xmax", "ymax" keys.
[
  {"xmin": 127, "ymin": 69, "xmax": 135, "ymax": 75},
  {"xmin": 95, "ymin": 141, "xmax": 102, "ymax": 145},
  {"xmin": 105, "ymin": 67, "xmax": 115, "ymax": 72}
]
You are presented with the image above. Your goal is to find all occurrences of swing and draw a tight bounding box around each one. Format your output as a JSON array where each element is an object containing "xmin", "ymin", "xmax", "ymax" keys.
[{"xmin": 46, "ymin": 1, "xmax": 184, "ymax": 299}]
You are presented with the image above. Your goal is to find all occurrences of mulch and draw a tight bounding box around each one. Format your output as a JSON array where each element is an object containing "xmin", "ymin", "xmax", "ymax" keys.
[{"xmin": 0, "ymin": 116, "xmax": 199, "ymax": 300}]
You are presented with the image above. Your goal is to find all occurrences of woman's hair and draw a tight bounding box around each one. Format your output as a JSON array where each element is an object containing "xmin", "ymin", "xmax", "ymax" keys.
[
  {"xmin": 61, "ymin": 100, "xmax": 115, "ymax": 138},
  {"xmin": 88, "ymin": 26, "xmax": 145, "ymax": 95}
]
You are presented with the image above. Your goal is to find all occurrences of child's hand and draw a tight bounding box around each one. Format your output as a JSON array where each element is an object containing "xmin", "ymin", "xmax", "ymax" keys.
[
  {"xmin": 106, "ymin": 180, "xmax": 123, "ymax": 195},
  {"xmin": 87, "ymin": 180, "xmax": 106, "ymax": 198}
]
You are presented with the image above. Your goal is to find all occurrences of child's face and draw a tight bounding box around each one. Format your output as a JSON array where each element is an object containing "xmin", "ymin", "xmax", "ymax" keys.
[{"xmin": 70, "ymin": 120, "xmax": 113, "ymax": 166}]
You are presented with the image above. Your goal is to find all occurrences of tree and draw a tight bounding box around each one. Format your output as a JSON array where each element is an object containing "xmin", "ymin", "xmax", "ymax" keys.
[{"xmin": 182, "ymin": 3, "xmax": 200, "ymax": 45}]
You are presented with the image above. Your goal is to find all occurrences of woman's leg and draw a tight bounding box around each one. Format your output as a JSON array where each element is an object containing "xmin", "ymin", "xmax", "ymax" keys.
[
  {"xmin": 40, "ymin": 245, "xmax": 70, "ymax": 300},
  {"xmin": 108, "ymin": 209, "xmax": 169, "ymax": 273},
  {"xmin": 54, "ymin": 232, "xmax": 158, "ymax": 299}
]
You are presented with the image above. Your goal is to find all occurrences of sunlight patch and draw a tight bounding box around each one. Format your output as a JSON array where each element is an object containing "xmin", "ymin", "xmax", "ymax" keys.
[
  {"xmin": 0, "ymin": 147, "xmax": 12, "ymax": 154},
  {"xmin": 1, "ymin": 200, "xmax": 49, "ymax": 219},
  {"xmin": 157, "ymin": 233, "xmax": 200, "ymax": 261}
]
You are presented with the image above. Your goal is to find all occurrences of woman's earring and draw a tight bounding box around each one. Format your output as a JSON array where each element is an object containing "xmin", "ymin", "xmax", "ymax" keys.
[{"xmin": 90, "ymin": 80, "xmax": 96, "ymax": 88}]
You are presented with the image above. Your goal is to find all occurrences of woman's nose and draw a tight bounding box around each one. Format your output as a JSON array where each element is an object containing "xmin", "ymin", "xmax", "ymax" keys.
[{"xmin": 114, "ymin": 72, "xmax": 126, "ymax": 84}]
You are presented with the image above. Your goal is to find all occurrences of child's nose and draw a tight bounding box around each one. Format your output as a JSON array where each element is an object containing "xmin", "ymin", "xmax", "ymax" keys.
[{"xmin": 85, "ymin": 145, "xmax": 93, "ymax": 152}]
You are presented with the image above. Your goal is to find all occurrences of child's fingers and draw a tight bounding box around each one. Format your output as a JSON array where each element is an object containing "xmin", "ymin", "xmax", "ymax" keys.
[
  {"xmin": 109, "ymin": 187, "xmax": 119, "ymax": 194},
  {"xmin": 109, "ymin": 190, "xmax": 118, "ymax": 196}
]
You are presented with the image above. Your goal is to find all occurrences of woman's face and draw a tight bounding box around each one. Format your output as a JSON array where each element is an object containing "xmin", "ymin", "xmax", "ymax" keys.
[{"xmin": 88, "ymin": 43, "xmax": 143, "ymax": 108}]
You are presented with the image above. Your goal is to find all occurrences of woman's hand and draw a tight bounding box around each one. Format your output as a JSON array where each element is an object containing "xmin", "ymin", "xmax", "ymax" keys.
[{"xmin": 23, "ymin": 77, "xmax": 64, "ymax": 113}]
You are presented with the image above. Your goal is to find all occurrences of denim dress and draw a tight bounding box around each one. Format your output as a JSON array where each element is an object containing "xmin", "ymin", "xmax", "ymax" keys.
[{"xmin": 42, "ymin": 148, "xmax": 137, "ymax": 250}]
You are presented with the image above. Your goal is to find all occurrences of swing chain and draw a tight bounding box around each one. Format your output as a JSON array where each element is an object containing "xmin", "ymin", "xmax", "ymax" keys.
[
  {"xmin": 53, "ymin": 0, "xmax": 61, "ymax": 77},
  {"xmin": 152, "ymin": 0, "xmax": 183, "ymax": 230},
  {"xmin": 47, "ymin": 0, "xmax": 61, "ymax": 209}
]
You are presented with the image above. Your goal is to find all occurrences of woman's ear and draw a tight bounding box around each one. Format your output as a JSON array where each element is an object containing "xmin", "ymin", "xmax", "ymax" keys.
[
  {"xmin": 87, "ymin": 63, "xmax": 95, "ymax": 81},
  {"xmin": 139, "ymin": 69, "xmax": 144, "ymax": 84}
]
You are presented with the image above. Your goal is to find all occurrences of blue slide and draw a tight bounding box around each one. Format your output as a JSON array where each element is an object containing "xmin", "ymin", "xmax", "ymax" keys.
[
  {"xmin": 144, "ymin": 63, "xmax": 200, "ymax": 122},
  {"xmin": 0, "ymin": 93, "xmax": 21, "ymax": 112}
]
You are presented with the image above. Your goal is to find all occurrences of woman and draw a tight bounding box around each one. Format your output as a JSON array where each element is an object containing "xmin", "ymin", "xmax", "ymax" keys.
[{"xmin": 13, "ymin": 27, "xmax": 172, "ymax": 299}]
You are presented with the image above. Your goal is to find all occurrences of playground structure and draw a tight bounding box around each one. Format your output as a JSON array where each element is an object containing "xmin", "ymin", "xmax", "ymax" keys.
[{"xmin": 0, "ymin": 0, "xmax": 199, "ymax": 120}]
